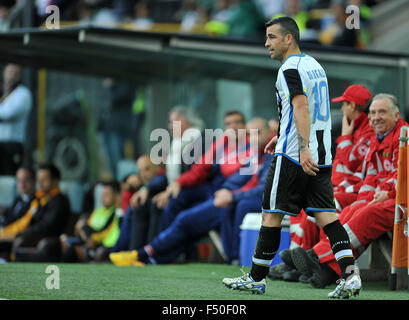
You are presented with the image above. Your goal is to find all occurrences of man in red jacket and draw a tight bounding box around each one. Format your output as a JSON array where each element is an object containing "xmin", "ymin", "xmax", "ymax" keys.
[
  {"xmin": 290, "ymin": 93, "xmax": 409, "ymax": 289},
  {"xmin": 331, "ymin": 84, "xmax": 374, "ymax": 211}
]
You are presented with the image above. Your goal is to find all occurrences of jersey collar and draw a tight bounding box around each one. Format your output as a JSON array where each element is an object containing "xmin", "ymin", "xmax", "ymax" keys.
[{"xmin": 283, "ymin": 53, "xmax": 306, "ymax": 64}]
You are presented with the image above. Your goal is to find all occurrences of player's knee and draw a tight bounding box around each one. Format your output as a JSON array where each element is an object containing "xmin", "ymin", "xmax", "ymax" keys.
[
  {"xmin": 261, "ymin": 212, "xmax": 283, "ymax": 227},
  {"xmin": 314, "ymin": 211, "xmax": 338, "ymax": 228}
]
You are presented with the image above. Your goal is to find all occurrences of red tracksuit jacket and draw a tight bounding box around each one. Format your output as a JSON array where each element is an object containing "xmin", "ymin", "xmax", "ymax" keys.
[
  {"xmin": 357, "ymin": 118, "xmax": 408, "ymax": 202},
  {"xmin": 331, "ymin": 112, "xmax": 374, "ymax": 191}
]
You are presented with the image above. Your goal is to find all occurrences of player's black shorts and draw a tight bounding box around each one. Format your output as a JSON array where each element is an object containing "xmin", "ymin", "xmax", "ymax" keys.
[{"xmin": 262, "ymin": 154, "xmax": 336, "ymax": 217}]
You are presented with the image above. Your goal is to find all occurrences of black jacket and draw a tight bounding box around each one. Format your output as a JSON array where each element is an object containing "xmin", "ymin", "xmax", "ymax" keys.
[
  {"xmin": 0, "ymin": 193, "xmax": 35, "ymax": 228},
  {"xmin": 22, "ymin": 193, "xmax": 71, "ymax": 239}
]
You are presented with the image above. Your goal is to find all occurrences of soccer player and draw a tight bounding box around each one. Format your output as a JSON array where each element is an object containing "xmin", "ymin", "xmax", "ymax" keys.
[{"xmin": 222, "ymin": 16, "xmax": 361, "ymax": 298}]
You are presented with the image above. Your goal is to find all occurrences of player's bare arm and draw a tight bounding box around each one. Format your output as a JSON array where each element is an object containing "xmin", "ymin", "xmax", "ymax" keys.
[{"xmin": 292, "ymin": 94, "xmax": 319, "ymax": 176}]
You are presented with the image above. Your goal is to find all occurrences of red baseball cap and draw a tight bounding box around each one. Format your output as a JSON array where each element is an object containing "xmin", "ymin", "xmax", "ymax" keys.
[{"xmin": 331, "ymin": 85, "xmax": 372, "ymax": 107}]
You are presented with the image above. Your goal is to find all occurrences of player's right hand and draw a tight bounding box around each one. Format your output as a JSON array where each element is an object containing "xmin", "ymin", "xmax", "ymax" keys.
[
  {"xmin": 264, "ymin": 136, "xmax": 277, "ymax": 154},
  {"xmin": 299, "ymin": 148, "xmax": 319, "ymax": 176}
]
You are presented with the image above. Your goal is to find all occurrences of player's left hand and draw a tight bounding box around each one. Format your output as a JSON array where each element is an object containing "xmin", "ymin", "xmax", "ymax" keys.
[{"xmin": 214, "ymin": 188, "xmax": 233, "ymax": 207}]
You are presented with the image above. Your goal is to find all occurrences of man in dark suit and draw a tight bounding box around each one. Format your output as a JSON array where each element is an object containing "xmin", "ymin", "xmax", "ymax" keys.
[{"xmin": 0, "ymin": 166, "xmax": 35, "ymax": 260}]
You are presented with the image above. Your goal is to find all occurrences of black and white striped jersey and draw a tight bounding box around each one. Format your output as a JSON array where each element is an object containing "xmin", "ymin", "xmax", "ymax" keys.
[{"xmin": 274, "ymin": 53, "xmax": 332, "ymax": 167}]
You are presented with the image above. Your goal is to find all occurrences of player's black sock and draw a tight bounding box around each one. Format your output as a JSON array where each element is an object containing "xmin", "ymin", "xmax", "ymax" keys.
[
  {"xmin": 323, "ymin": 220, "xmax": 356, "ymax": 280},
  {"xmin": 250, "ymin": 226, "xmax": 281, "ymax": 282}
]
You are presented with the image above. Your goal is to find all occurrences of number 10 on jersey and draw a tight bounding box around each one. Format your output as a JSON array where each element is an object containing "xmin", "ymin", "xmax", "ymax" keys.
[{"xmin": 312, "ymin": 81, "xmax": 330, "ymax": 123}]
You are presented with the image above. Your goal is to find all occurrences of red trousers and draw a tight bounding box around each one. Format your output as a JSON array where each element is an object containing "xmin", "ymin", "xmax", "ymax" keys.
[
  {"xmin": 313, "ymin": 198, "xmax": 395, "ymax": 276},
  {"xmin": 290, "ymin": 210, "xmax": 320, "ymax": 250},
  {"xmin": 334, "ymin": 191, "xmax": 358, "ymax": 213}
]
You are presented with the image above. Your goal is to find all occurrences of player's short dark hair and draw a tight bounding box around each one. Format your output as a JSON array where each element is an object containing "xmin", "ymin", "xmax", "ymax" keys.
[
  {"xmin": 102, "ymin": 180, "xmax": 121, "ymax": 194},
  {"xmin": 265, "ymin": 16, "xmax": 300, "ymax": 46},
  {"xmin": 224, "ymin": 110, "xmax": 246, "ymax": 123},
  {"xmin": 38, "ymin": 163, "xmax": 61, "ymax": 180}
]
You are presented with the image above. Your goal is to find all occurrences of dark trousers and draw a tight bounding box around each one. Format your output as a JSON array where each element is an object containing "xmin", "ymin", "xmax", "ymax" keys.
[
  {"xmin": 159, "ymin": 184, "xmax": 215, "ymax": 232},
  {"xmin": 0, "ymin": 142, "xmax": 24, "ymax": 176},
  {"xmin": 150, "ymin": 197, "xmax": 230, "ymax": 264},
  {"xmin": 131, "ymin": 196, "xmax": 162, "ymax": 250},
  {"xmin": 111, "ymin": 198, "xmax": 163, "ymax": 253},
  {"xmin": 0, "ymin": 240, "xmax": 13, "ymax": 260}
]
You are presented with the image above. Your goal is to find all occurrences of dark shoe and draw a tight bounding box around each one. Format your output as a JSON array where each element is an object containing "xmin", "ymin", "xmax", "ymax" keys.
[
  {"xmin": 267, "ymin": 262, "xmax": 292, "ymax": 280},
  {"xmin": 279, "ymin": 249, "xmax": 296, "ymax": 269},
  {"xmin": 309, "ymin": 262, "xmax": 338, "ymax": 288},
  {"xmin": 282, "ymin": 269, "xmax": 302, "ymax": 282},
  {"xmin": 291, "ymin": 247, "xmax": 337, "ymax": 289},
  {"xmin": 298, "ymin": 274, "xmax": 311, "ymax": 283},
  {"xmin": 290, "ymin": 247, "xmax": 321, "ymax": 280}
]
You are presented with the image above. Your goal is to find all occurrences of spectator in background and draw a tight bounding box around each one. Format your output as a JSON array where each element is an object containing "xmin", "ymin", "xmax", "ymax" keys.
[
  {"xmin": 346, "ymin": 0, "xmax": 372, "ymax": 47},
  {"xmin": 0, "ymin": 0, "xmax": 23, "ymax": 31},
  {"xmin": 226, "ymin": 0, "xmax": 264, "ymax": 38},
  {"xmin": 128, "ymin": 155, "xmax": 166, "ymax": 249},
  {"xmin": 0, "ymin": 166, "xmax": 35, "ymax": 261},
  {"xmin": 120, "ymin": 172, "xmax": 142, "ymax": 213},
  {"xmin": 254, "ymin": 0, "xmax": 285, "ymax": 20},
  {"xmin": 111, "ymin": 154, "xmax": 166, "ymax": 253},
  {"xmin": 59, "ymin": 180, "xmax": 121, "ymax": 263},
  {"xmin": 210, "ymin": 0, "xmax": 232, "ymax": 23},
  {"xmin": 319, "ymin": 0, "xmax": 358, "ymax": 47},
  {"xmin": 161, "ymin": 106, "xmax": 204, "ymax": 187},
  {"xmin": 176, "ymin": 0, "xmax": 208, "ymax": 32},
  {"xmin": 10, "ymin": 164, "xmax": 71, "ymax": 262},
  {"xmin": 98, "ymin": 78, "xmax": 137, "ymax": 179},
  {"xmin": 205, "ymin": 0, "xmax": 232, "ymax": 36},
  {"xmin": 133, "ymin": 0, "xmax": 153, "ymax": 31},
  {"xmin": 331, "ymin": 84, "xmax": 373, "ymax": 209},
  {"xmin": 272, "ymin": 0, "xmax": 309, "ymax": 37},
  {"xmin": 301, "ymin": 18, "xmax": 322, "ymax": 44},
  {"xmin": 0, "ymin": 63, "xmax": 32, "ymax": 176}
]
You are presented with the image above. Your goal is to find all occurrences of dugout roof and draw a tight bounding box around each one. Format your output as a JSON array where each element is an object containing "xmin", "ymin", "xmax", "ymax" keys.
[{"xmin": 0, "ymin": 25, "xmax": 408, "ymax": 80}]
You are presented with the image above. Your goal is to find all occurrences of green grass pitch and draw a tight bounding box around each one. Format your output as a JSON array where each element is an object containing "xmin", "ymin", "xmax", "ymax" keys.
[{"xmin": 0, "ymin": 262, "xmax": 407, "ymax": 300}]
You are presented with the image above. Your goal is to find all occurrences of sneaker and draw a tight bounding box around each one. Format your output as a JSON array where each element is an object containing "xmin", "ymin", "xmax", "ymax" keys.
[
  {"xmin": 267, "ymin": 263, "xmax": 292, "ymax": 280},
  {"xmin": 109, "ymin": 250, "xmax": 139, "ymax": 266},
  {"xmin": 328, "ymin": 274, "xmax": 362, "ymax": 299},
  {"xmin": 222, "ymin": 270, "xmax": 266, "ymax": 294}
]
